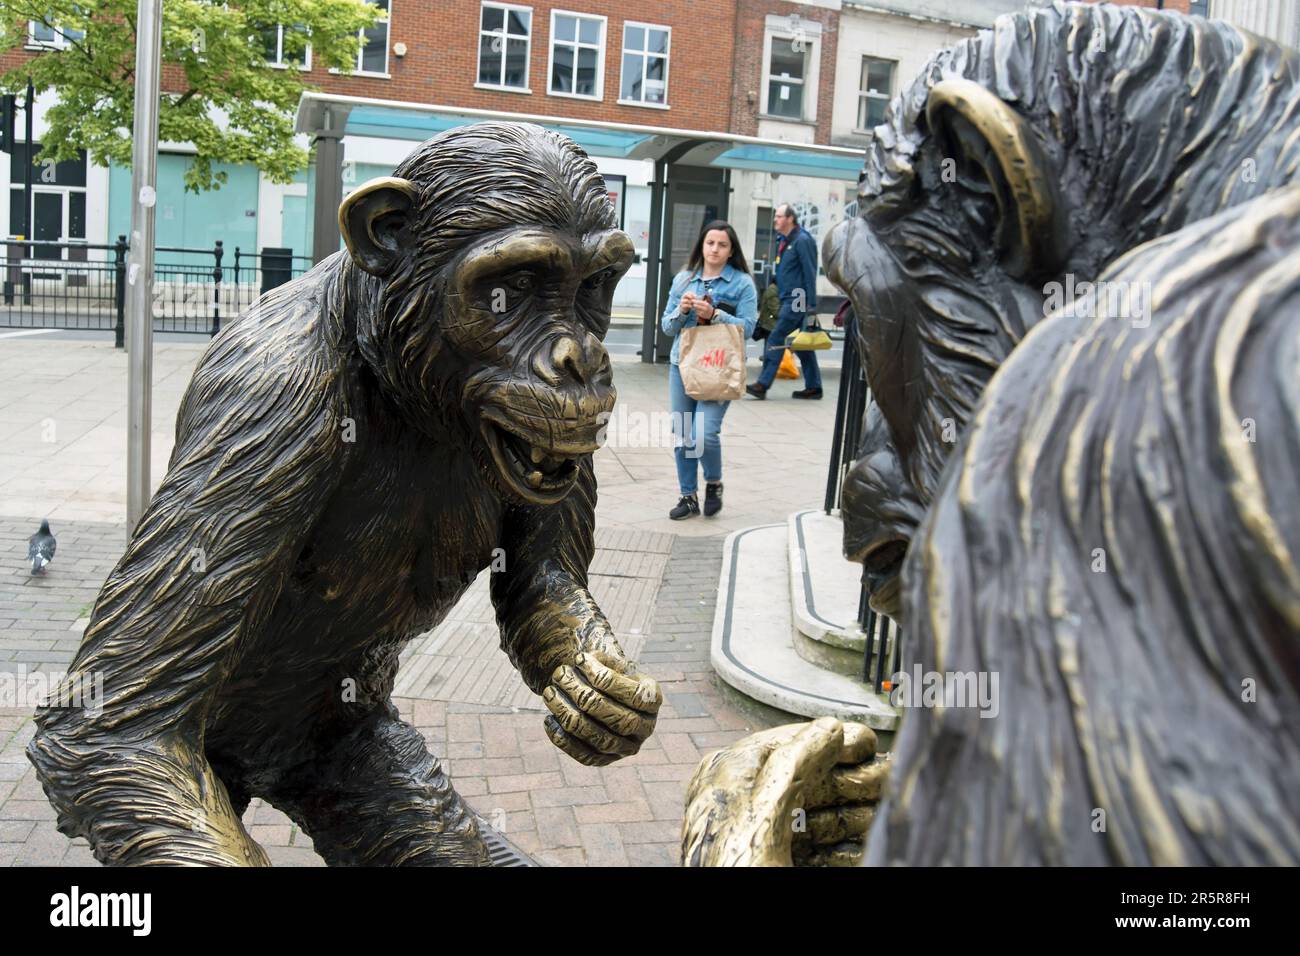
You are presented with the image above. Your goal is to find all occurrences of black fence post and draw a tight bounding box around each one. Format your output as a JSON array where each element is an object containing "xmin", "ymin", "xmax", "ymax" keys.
[
  {"xmin": 113, "ymin": 235, "xmax": 128, "ymax": 348},
  {"xmin": 824, "ymin": 327, "xmax": 854, "ymax": 513},
  {"xmin": 211, "ymin": 240, "xmax": 223, "ymax": 337}
]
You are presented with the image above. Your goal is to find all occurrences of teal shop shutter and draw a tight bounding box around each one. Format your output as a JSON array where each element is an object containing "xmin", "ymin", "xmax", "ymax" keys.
[{"xmin": 108, "ymin": 155, "xmax": 259, "ymax": 267}]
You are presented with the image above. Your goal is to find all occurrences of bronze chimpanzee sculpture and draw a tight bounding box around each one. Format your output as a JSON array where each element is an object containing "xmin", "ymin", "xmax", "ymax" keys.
[
  {"xmin": 28, "ymin": 122, "xmax": 661, "ymax": 866},
  {"xmin": 684, "ymin": 2, "xmax": 1300, "ymax": 867},
  {"xmin": 824, "ymin": 0, "xmax": 1300, "ymax": 621}
]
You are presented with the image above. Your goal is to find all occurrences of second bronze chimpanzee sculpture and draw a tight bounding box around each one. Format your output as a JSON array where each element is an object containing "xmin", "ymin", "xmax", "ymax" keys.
[
  {"xmin": 825, "ymin": 0, "xmax": 1300, "ymax": 622},
  {"xmin": 683, "ymin": 1, "xmax": 1300, "ymax": 867},
  {"xmin": 28, "ymin": 122, "xmax": 661, "ymax": 866}
]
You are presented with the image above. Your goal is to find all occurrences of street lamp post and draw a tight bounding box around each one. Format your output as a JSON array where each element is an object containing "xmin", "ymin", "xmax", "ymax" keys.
[{"xmin": 126, "ymin": 0, "xmax": 163, "ymax": 535}]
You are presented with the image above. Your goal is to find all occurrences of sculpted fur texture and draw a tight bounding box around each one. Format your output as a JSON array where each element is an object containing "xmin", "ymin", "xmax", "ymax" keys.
[
  {"xmin": 824, "ymin": 1, "xmax": 1300, "ymax": 620},
  {"xmin": 27, "ymin": 122, "xmax": 661, "ymax": 866},
  {"xmin": 872, "ymin": 186, "xmax": 1300, "ymax": 865}
]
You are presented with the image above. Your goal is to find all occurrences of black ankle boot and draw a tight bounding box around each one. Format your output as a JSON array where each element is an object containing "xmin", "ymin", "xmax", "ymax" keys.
[
  {"xmin": 669, "ymin": 494, "xmax": 700, "ymax": 520},
  {"xmin": 704, "ymin": 482, "xmax": 723, "ymax": 517}
]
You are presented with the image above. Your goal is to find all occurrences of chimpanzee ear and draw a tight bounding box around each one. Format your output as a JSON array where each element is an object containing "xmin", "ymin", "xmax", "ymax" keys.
[
  {"xmin": 338, "ymin": 177, "xmax": 419, "ymax": 277},
  {"xmin": 925, "ymin": 78, "xmax": 1067, "ymax": 280}
]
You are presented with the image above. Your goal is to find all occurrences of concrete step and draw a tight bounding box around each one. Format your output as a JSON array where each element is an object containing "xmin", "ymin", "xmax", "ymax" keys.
[
  {"xmin": 793, "ymin": 626, "xmax": 868, "ymax": 679},
  {"xmin": 788, "ymin": 510, "xmax": 868, "ymax": 653},
  {"xmin": 710, "ymin": 523, "xmax": 899, "ymax": 730}
]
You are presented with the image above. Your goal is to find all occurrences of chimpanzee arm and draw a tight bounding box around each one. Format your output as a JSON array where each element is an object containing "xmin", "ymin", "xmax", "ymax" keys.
[
  {"xmin": 490, "ymin": 455, "xmax": 661, "ymax": 765},
  {"xmin": 27, "ymin": 306, "xmax": 349, "ymax": 865},
  {"xmin": 490, "ymin": 455, "xmax": 616, "ymax": 692}
]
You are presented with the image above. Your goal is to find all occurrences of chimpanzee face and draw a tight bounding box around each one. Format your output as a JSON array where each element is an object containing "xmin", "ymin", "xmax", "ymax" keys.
[
  {"xmin": 337, "ymin": 135, "xmax": 633, "ymax": 507},
  {"xmin": 443, "ymin": 225, "xmax": 634, "ymax": 504},
  {"xmin": 824, "ymin": 78, "xmax": 1071, "ymax": 620}
]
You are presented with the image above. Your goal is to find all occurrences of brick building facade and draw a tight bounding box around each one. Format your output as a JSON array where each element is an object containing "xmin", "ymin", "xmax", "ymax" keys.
[
  {"xmin": 310, "ymin": 0, "xmax": 744, "ymax": 133},
  {"xmin": 728, "ymin": 0, "xmax": 840, "ymax": 143}
]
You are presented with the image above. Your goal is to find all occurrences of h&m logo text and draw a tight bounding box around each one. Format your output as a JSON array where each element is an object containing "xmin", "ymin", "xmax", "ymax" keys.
[{"xmin": 697, "ymin": 348, "xmax": 727, "ymax": 369}]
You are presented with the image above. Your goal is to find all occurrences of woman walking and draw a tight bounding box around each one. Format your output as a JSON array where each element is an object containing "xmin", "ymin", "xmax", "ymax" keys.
[{"xmin": 660, "ymin": 221, "xmax": 758, "ymax": 519}]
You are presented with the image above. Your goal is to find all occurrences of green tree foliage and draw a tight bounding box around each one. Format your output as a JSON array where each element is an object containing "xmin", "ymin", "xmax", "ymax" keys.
[{"xmin": 1, "ymin": 1, "xmax": 382, "ymax": 190}]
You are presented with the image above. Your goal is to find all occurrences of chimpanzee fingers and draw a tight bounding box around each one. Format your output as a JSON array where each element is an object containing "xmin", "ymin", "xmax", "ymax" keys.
[
  {"xmin": 574, "ymin": 652, "xmax": 662, "ymax": 715},
  {"xmin": 802, "ymin": 804, "xmax": 876, "ymax": 846},
  {"xmin": 544, "ymin": 715, "xmax": 620, "ymax": 767},
  {"xmin": 803, "ymin": 756, "xmax": 891, "ymax": 807},
  {"xmin": 553, "ymin": 664, "xmax": 656, "ymax": 741},
  {"xmin": 833, "ymin": 758, "xmax": 890, "ymax": 803},
  {"xmin": 792, "ymin": 839, "xmax": 867, "ymax": 868},
  {"xmin": 545, "ymin": 717, "xmax": 619, "ymax": 767},
  {"xmin": 838, "ymin": 723, "xmax": 878, "ymax": 765},
  {"xmin": 542, "ymin": 684, "xmax": 640, "ymax": 757}
]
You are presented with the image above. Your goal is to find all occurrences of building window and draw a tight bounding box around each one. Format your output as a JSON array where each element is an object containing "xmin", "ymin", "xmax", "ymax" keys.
[
  {"xmin": 263, "ymin": 24, "xmax": 312, "ymax": 70},
  {"xmin": 549, "ymin": 11, "xmax": 605, "ymax": 99},
  {"xmin": 1188, "ymin": 0, "xmax": 1209, "ymax": 15},
  {"xmin": 620, "ymin": 22, "xmax": 669, "ymax": 106},
  {"xmin": 857, "ymin": 57, "xmax": 896, "ymax": 130},
  {"xmin": 28, "ymin": 18, "xmax": 84, "ymax": 49},
  {"xmin": 354, "ymin": 0, "xmax": 390, "ymax": 74},
  {"xmin": 478, "ymin": 2, "xmax": 532, "ymax": 90},
  {"xmin": 765, "ymin": 36, "xmax": 807, "ymax": 120}
]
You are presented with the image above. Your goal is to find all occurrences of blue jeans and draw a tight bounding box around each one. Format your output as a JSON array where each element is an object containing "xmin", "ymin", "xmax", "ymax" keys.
[
  {"xmin": 757, "ymin": 303, "xmax": 822, "ymax": 390},
  {"xmin": 669, "ymin": 362, "xmax": 729, "ymax": 495}
]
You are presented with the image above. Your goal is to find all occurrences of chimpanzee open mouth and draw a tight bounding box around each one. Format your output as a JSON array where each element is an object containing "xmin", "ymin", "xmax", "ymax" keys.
[{"xmin": 481, "ymin": 421, "xmax": 582, "ymax": 503}]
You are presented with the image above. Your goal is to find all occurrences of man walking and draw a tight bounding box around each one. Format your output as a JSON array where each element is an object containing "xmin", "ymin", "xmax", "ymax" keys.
[{"xmin": 747, "ymin": 204, "xmax": 822, "ymax": 400}]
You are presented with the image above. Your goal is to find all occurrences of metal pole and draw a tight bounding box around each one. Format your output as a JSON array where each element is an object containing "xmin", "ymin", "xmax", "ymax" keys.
[
  {"xmin": 311, "ymin": 108, "xmax": 344, "ymax": 264},
  {"xmin": 640, "ymin": 159, "xmax": 665, "ymax": 364},
  {"xmin": 126, "ymin": 0, "xmax": 163, "ymax": 534},
  {"xmin": 23, "ymin": 80, "xmax": 32, "ymax": 250}
]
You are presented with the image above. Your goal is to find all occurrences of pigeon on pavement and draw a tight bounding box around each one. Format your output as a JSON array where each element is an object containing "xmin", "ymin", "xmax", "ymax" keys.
[{"xmin": 28, "ymin": 519, "xmax": 56, "ymax": 575}]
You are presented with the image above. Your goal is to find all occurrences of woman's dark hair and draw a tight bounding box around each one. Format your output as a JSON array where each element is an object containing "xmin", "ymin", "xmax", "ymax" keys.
[{"xmin": 686, "ymin": 220, "xmax": 750, "ymax": 275}]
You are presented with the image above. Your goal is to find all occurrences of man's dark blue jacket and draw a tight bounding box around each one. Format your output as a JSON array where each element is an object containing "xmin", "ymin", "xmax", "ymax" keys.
[{"xmin": 775, "ymin": 224, "xmax": 818, "ymax": 314}]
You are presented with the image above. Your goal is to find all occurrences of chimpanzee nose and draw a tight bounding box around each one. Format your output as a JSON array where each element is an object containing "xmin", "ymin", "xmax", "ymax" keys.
[{"xmin": 538, "ymin": 333, "xmax": 610, "ymax": 386}]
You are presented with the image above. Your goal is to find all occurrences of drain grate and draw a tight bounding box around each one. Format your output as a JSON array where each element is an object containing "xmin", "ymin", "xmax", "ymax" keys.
[{"xmin": 477, "ymin": 817, "xmax": 538, "ymax": 867}]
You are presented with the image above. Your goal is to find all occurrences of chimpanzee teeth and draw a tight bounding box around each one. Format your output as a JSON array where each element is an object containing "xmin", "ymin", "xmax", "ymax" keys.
[
  {"xmin": 530, "ymin": 446, "xmax": 545, "ymax": 465},
  {"xmin": 527, "ymin": 470, "xmax": 544, "ymax": 489}
]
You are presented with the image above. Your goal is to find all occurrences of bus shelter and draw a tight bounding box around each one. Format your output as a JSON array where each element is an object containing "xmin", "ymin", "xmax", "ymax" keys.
[{"xmin": 295, "ymin": 92, "xmax": 862, "ymax": 363}]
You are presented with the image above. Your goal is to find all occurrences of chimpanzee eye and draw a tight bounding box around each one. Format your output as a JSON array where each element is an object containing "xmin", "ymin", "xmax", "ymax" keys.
[
  {"xmin": 583, "ymin": 267, "xmax": 616, "ymax": 290},
  {"xmin": 503, "ymin": 271, "xmax": 537, "ymax": 294}
]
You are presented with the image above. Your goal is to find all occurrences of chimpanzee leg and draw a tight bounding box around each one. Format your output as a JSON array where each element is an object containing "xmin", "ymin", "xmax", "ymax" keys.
[{"xmin": 270, "ymin": 704, "xmax": 490, "ymax": 866}]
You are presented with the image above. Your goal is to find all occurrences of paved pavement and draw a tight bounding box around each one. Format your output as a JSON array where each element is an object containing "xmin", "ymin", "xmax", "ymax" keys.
[{"xmin": 0, "ymin": 335, "xmax": 835, "ymax": 866}]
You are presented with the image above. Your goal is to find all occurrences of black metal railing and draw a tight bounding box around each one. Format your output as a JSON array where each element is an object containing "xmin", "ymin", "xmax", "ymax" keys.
[
  {"xmin": 824, "ymin": 310, "xmax": 869, "ymax": 514},
  {"xmin": 229, "ymin": 246, "xmax": 312, "ymax": 316},
  {"xmin": 154, "ymin": 241, "xmax": 226, "ymax": 336},
  {"xmin": 1, "ymin": 237, "xmax": 309, "ymax": 343},
  {"xmin": 862, "ymin": 605, "xmax": 903, "ymax": 694},
  {"xmin": 824, "ymin": 310, "xmax": 906, "ymax": 692},
  {"xmin": 2, "ymin": 237, "xmax": 128, "ymax": 342}
]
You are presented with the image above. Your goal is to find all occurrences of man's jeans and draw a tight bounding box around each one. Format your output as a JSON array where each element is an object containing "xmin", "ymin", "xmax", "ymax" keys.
[
  {"xmin": 669, "ymin": 362, "xmax": 729, "ymax": 495},
  {"xmin": 757, "ymin": 303, "xmax": 822, "ymax": 390}
]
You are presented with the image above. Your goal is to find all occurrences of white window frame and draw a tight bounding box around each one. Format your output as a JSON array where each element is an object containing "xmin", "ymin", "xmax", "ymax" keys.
[
  {"xmin": 350, "ymin": 0, "xmax": 391, "ymax": 77},
  {"xmin": 476, "ymin": 1, "xmax": 533, "ymax": 94},
  {"xmin": 265, "ymin": 24, "xmax": 313, "ymax": 71},
  {"xmin": 856, "ymin": 56, "xmax": 895, "ymax": 132},
  {"xmin": 547, "ymin": 10, "xmax": 606, "ymax": 101},
  {"xmin": 760, "ymin": 19, "xmax": 820, "ymax": 123},
  {"xmin": 618, "ymin": 21, "xmax": 670, "ymax": 110},
  {"xmin": 27, "ymin": 18, "xmax": 84, "ymax": 50}
]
